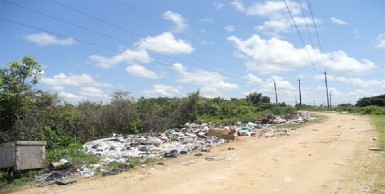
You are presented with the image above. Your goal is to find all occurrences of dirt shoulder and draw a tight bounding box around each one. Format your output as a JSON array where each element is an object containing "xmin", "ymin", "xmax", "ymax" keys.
[{"xmin": 13, "ymin": 112, "xmax": 383, "ymax": 194}]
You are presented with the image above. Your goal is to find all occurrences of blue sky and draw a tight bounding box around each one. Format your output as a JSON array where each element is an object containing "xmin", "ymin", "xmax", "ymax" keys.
[{"xmin": 1, "ymin": 0, "xmax": 384, "ymax": 105}]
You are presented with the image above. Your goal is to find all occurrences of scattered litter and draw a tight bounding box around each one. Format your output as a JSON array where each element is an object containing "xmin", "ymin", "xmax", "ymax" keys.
[
  {"xmin": 205, "ymin": 157, "xmax": 214, "ymax": 161},
  {"xmin": 37, "ymin": 171, "xmax": 75, "ymax": 187},
  {"xmin": 224, "ymin": 157, "xmax": 239, "ymax": 161},
  {"xmin": 271, "ymin": 188, "xmax": 280, "ymax": 192},
  {"xmin": 102, "ymin": 168, "xmax": 121, "ymax": 176},
  {"xmin": 55, "ymin": 180, "xmax": 77, "ymax": 185},
  {"xmin": 227, "ymin": 147, "xmax": 235, "ymax": 150},
  {"xmin": 271, "ymin": 157, "xmax": 281, "ymax": 162},
  {"xmin": 334, "ymin": 162, "xmax": 344, "ymax": 165},
  {"xmin": 368, "ymin": 147, "xmax": 384, "ymax": 151},
  {"xmin": 79, "ymin": 165, "xmax": 94, "ymax": 178},
  {"xmin": 156, "ymin": 162, "xmax": 164, "ymax": 165},
  {"xmin": 361, "ymin": 184, "xmax": 373, "ymax": 192},
  {"xmin": 49, "ymin": 161, "xmax": 71, "ymax": 171},
  {"xmin": 283, "ymin": 176, "xmax": 296, "ymax": 183},
  {"xmin": 194, "ymin": 153, "xmax": 203, "ymax": 157},
  {"xmin": 330, "ymin": 181, "xmax": 340, "ymax": 194}
]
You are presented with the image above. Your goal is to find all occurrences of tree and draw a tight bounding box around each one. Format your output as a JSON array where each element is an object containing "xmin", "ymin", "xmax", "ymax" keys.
[
  {"xmin": 0, "ymin": 56, "xmax": 42, "ymax": 142},
  {"xmin": 246, "ymin": 92, "xmax": 262, "ymax": 105}
]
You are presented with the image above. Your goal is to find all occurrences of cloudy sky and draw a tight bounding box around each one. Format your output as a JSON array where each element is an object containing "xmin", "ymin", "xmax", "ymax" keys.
[{"xmin": 1, "ymin": 0, "xmax": 384, "ymax": 105}]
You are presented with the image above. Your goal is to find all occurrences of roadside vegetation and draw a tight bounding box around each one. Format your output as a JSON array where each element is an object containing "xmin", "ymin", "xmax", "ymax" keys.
[{"xmin": 1, "ymin": 57, "xmax": 385, "ymax": 192}]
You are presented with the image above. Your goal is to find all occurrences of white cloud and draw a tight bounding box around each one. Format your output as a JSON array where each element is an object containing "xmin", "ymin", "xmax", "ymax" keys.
[
  {"xmin": 172, "ymin": 63, "xmax": 238, "ymax": 97},
  {"xmin": 243, "ymin": 75, "xmax": 296, "ymax": 104},
  {"xmin": 375, "ymin": 34, "xmax": 385, "ymax": 49},
  {"xmin": 41, "ymin": 73, "xmax": 113, "ymax": 89},
  {"xmin": 200, "ymin": 40, "xmax": 214, "ymax": 46},
  {"xmin": 246, "ymin": 73, "xmax": 263, "ymax": 85},
  {"xmin": 90, "ymin": 49, "xmax": 151, "ymax": 69},
  {"xmin": 144, "ymin": 84, "xmax": 180, "ymax": 97},
  {"xmin": 200, "ymin": 17, "xmax": 214, "ymax": 23},
  {"xmin": 125, "ymin": 65, "xmax": 158, "ymax": 79},
  {"xmin": 232, "ymin": 0, "xmax": 320, "ymax": 36},
  {"xmin": 228, "ymin": 34, "xmax": 376, "ymax": 74},
  {"xmin": 335, "ymin": 77, "xmax": 385, "ymax": 88},
  {"xmin": 80, "ymin": 87, "xmax": 104, "ymax": 97},
  {"xmin": 58, "ymin": 92, "xmax": 81, "ymax": 100},
  {"xmin": 231, "ymin": 0, "xmax": 245, "ymax": 12},
  {"xmin": 213, "ymin": 2, "xmax": 224, "ymax": 10},
  {"xmin": 163, "ymin": 10, "xmax": 187, "ymax": 33},
  {"xmin": 246, "ymin": 0, "xmax": 297, "ymax": 16},
  {"xmin": 323, "ymin": 51, "xmax": 376, "ymax": 73},
  {"xmin": 330, "ymin": 17, "xmax": 348, "ymax": 25},
  {"xmin": 136, "ymin": 32, "xmax": 194, "ymax": 55},
  {"xmin": 228, "ymin": 34, "xmax": 309, "ymax": 73},
  {"xmin": 224, "ymin": 25, "xmax": 235, "ymax": 32},
  {"xmin": 24, "ymin": 32, "xmax": 75, "ymax": 46}
]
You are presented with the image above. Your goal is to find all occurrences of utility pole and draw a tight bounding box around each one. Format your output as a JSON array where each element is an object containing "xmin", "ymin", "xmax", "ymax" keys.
[
  {"xmin": 274, "ymin": 81, "xmax": 278, "ymax": 105},
  {"xmin": 298, "ymin": 78, "xmax": 302, "ymax": 106},
  {"xmin": 329, "ymin": 91, "xmax": 332, "ymax": 107},
  {"xmin": 295, "ymin": 95, "xmax": 297, "ymax": 105},
  {"xmin": 324, "ymin": 70, "xmax": 330, "ymax": 109}
]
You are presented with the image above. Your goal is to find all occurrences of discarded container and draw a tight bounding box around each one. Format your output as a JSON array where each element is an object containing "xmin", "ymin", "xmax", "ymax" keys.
[
  {"xmin": 0, "ymin": 141, "xmax": 46, "ymax": 170},
  {"xmin": 49, "ymin": 162, "xmax": 71, "ymax": 171},
  {"xmin": 207, "ymin": 128, "xmax": 228, "ymax": 138}
]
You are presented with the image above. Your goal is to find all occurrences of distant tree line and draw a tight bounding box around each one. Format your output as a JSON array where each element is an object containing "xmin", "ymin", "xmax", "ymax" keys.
[{"xmin": 356, "ymin": 94, "xmax": 385, "ymax": 107}]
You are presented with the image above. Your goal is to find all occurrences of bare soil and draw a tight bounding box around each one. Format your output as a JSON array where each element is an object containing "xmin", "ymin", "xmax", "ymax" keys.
[{"xmin": 13, "ymin": 112, "xmax": 384, "ymax": 194}]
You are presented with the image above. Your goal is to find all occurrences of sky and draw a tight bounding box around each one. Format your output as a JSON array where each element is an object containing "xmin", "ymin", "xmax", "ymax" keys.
[{"xmin": 1, "ymin": 0, "xmax": 384, "ymax": 106}]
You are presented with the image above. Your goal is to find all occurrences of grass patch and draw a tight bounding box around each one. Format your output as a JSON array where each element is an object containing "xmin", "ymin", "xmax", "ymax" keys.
[
  {"xmin": 46, "ymin": 143, "xmax": 99, "ymax": 166},
  {"xmin": 370, "ymin": 115, "xmax": 385, "ymax": 148},
  {"xmin": 0, "ymin": 170, "xmax": 38, "ymax": 194},
  {"xmin": 369, "ymin": 114, "xmax": 385, "ymax": 193}
]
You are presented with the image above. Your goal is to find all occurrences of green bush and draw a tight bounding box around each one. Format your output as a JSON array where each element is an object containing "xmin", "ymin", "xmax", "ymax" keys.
[
  {"xmin": 266, "ymin": 105, "xmax": 297, "ymax": 116},
  {"xmin": 360, "ymin": 105, "xmax": 385, "ymax": 115}
]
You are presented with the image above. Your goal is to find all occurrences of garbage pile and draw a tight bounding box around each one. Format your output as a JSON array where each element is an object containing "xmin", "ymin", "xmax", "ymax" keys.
[
  {"xmin": 83, "ymin": 123, "xmax": 227, "ymax": 165},
  {"xmin": 83, "ymin": 111, "xmax": 315, "ymax": 165}
]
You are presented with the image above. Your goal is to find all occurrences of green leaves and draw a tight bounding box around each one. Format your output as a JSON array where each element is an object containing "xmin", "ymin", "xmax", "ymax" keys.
[{"xmin": 0, "ymin": 56, "xmax": 42, "ymax": 142}]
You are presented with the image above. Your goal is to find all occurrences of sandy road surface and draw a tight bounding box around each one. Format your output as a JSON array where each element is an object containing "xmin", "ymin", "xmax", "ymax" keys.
[{"xmin": 15, "ymin": 112, "xmax": 381, "ymax": 194}]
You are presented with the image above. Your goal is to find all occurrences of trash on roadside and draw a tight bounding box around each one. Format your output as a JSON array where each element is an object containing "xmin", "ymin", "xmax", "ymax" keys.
[
  {"xmin": 102, "ymin": 168, "xmax": 121, "ymax": 176},
  {"xmin": 79, "ymin": 165, "xmax": 95, "ymax": 178},
  {"xmin": 81, "ymin": 111, "xmax": 317, "ymax": 165},
  {"xmin": 49, "ymin": 158, "xmax": 71, "ymax": 171},
  {"xmin": 368, "ymin": 147, "xmax": 384, "ymax": 151}
]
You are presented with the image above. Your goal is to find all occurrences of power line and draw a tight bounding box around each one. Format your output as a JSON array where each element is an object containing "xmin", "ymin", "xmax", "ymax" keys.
[
  {"xmin": 306, "ymin": 0, "xmax": 327, "ymax": 67},
  {"xmin": 298, "ymin": 0, "xmax": 321, "ymax": 73},
  {"xmin": 283, "ymin": 0, "xmax": 320, "ymax": 75},
  {"xmin": 1, "ymin": 17, "xmax": 246, "ymax": 87},
  {"xmin": 0, "ymin": 17, "xmax": 170, "ymax": 67},
  {"xmin": 3, "ymin": 0, "xmax": 130, "ymax": 45}
]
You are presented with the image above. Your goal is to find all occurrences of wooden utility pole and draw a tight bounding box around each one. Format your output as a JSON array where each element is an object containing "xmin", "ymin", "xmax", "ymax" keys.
[
  {"xmin": 329, "ymin": 91, "xmax": 332, "ymax": 107},
  {"xmin": 298, "ymin": 78, "xmax": 302, "ymax": 106},
  {"xmin": 324, "ymin": 70, "xmax": 330, "ymax": 108},
  {"xmin": 274, "ymin": 82, "xmax": 278, "ymax": 105}
]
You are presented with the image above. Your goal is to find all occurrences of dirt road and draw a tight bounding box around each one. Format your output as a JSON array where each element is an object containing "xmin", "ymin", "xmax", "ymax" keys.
[{"xmin": 16, "ymin": 112, "xmax": 381, "ymax": 194}]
